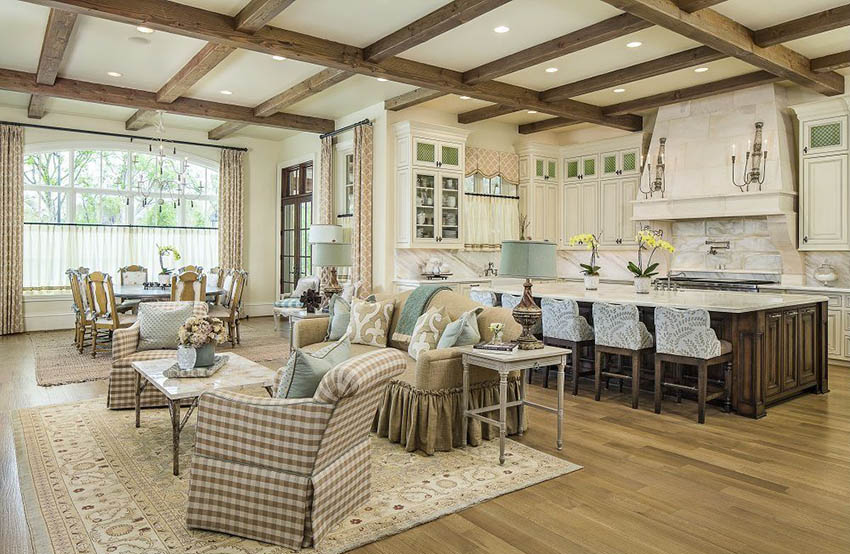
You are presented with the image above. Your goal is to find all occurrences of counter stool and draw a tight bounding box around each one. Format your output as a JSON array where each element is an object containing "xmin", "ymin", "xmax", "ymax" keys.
[
  {"xmin": 654, "ymin": 307, "xmax": 732, "ymax": 424},
  {"xmin": 542, "ymin": 297, "xmax": 595, "ymax": 394},
  {"xmin": 592, "ymin": 302, "xmax": 655, "ymax": 409},
  {"xmin": 469, "ymin": 289, "xmax": 497, "ymax": 307}
]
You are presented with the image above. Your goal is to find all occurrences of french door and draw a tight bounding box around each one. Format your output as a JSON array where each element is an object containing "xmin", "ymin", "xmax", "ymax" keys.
[{"xmin": 280, "ymin": 161, "xmax": 313, "ymax": 295}]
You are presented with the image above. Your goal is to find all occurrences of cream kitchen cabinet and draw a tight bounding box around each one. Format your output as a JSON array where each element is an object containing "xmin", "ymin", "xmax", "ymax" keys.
[
  {"xmin": 564, "ymin": 155, "xmax": 598, "ymax": 182},
  {"xmin": 598, "ymin": 177, "xmax": 639, "ymax": 247},
  {"xmin": 563, "ymin": 181, "xmax": 598, "ymax": 243},
  {"xmin": 600, "ymin": 148, "xmax": 640, "ymax": 179},
  {"xmin": 518, "ymin": 146, "xmax": 561, "ymax": 244},
  {"xmin": 412, "ymin": 137, "xmax": 463, "ymax": 171},
  {"xmin": 802, "ymin": 115, "xmax": 847, "ymax": 157}
]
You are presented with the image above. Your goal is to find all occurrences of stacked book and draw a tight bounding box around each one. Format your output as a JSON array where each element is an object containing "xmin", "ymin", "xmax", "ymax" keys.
[{"xmin": 473, "ymin": 342, "xmax": 518, "ymax": 353}]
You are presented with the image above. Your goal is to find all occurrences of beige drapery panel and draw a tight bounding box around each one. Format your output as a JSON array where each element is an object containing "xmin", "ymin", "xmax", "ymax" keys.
[
  {"xmin": 465, "ymin": 146, "xmax": 519, "ymax": 183},
  {"xmin": 218, "ymin": 150, "xmax": 245, "ymax": 270},
  {"xmin": 352, "ymin": 124, "xmax": 373, "ymax": 296},
  {"xmin": 0, "ymin": 124, "xmax": 24, "ymax": 335},
  {"xmin": 317, "ymin": 136, "xmax": 334, "ymax": 284}
]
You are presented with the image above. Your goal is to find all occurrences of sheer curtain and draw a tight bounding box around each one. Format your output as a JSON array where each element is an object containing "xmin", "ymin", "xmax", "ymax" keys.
[
  {"xmin": 23, "ymin": 223, "xmax": 218, "ymax": 290},
  {"xmin": 463, "ymin": 195, "xmax": 519, "ymax": 247}
]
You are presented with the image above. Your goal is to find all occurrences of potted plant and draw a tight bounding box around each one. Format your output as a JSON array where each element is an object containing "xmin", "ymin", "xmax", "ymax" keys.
[
  {"xmin": 156, "ymin": 244, "xmax": 181, "ymax": 285},
  {"xmin": 628, "ymin": 228, "xmax": 674, "ymax": 294},
  {"xmin": 568, "ymin": 232, "xmax": 601, "ymax": 290},
  {"xmin": 177, "ymin": 316, "xmax": 227, "ymax": 368}
]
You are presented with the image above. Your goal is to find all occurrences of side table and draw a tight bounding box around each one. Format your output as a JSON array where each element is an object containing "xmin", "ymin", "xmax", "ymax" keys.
[
  {"xmin": 458, "ymin": 345, "xmax": 570, "ymax": 464},
  {"xmin": 289, "ymin": 310, "xmax": 329, "ymax": 352}
]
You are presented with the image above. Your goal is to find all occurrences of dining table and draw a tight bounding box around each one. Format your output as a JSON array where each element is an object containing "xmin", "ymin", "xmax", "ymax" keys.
[{"xmin": 113, "ymin": 284, "xmax": 226, "ymax": 300}]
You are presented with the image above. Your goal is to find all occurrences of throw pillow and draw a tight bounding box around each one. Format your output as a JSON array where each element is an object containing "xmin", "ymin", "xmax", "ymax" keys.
[
  {"xmin": 137, "ymin": 302, "xmax": 194, "ymax": 351},
  {"xmin": 346, "ymin": 298, "xmax": 395, "ymax": 347},
  {"xmin": 325, "ymin": 294, "xmax": 351, "ymax": 341},
  {"xmin": 275, "ymin": 339, "xmax": 351, "ymax": 399},
  {"xmin": 408, "ymin": 306, "xmax": 452, "ymax": 361},
  {"xmin": 437, "ymin": 307, "xmax": 484, "ymax": 348}
]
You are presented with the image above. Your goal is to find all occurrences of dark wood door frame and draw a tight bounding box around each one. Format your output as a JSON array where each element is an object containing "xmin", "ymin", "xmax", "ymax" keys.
[{"xmin": 280, "ymin": 161, "xmax": 313, "ymax": 295}]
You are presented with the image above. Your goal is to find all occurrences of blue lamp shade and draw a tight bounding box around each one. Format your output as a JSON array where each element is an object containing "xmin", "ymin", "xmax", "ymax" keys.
[
  {"xmin": 499, "ymin": 240, "xmax": 557, "ymax": 279},
  {"xmin": 312, "ymin": 242, "xmax": 352, "ymax": 267},
  {"xmin": 309, "ymin": 224, "xmax": 344, "ymax": 244}
]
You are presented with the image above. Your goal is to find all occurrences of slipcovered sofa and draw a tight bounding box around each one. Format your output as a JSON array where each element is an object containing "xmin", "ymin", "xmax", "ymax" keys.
[{"xmin": 292, "ymin": 289, "xmax": 526, "ymax": 455}]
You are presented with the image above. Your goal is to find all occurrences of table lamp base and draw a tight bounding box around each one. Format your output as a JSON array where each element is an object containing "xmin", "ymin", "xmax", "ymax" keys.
[{"xmin": 512, "ymin": 278, "xmax": 543, "ymax": 350}]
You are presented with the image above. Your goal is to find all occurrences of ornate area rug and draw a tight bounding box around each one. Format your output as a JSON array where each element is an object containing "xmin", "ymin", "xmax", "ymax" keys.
[
  {"xmin": 30, "ymin": 317, "xmax": 289, "ymax": 386},
  {"xmin": 14, "ymin": 397, "xmax": 581, "ymax": 554}
]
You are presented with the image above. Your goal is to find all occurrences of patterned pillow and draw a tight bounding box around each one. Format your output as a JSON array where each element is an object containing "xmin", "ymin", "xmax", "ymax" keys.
[
  {"xmin": 408, "ymin": 306, "xmax": 452, "ymax": 360},
  {"xmin": 275, "ymin": 339, "xmax": 351, "ymax": 399},
  {"xmin": 346, "ymin": 298, "xmax": 395, "ymax": 347},
  {"xmin": 437, "ymin": 307, "xmax": 483, "ymax": 349},
  {"xmin": 325, "ymin": 294, "xmax": 351, "ymax": 341},
  {"xmin": 137, "ymin": 302, "xmax": 194, "ymax": 351}
]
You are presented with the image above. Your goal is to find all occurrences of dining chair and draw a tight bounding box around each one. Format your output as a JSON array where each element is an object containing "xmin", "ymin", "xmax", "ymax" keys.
[
  {"xmin": 177, "ymin": 265, "xmax": 204, "ymax": 274},
  {"xmin": 205, "ymin": 266, "xmax": 223, "ymax": 304},
  {"xmin": 218, "ymin": 269, "xmax": 236, "ymax": 306},
  {"xmin": 117, "ymin": 265, "xmax": 148, "ymax": 314},
  {"xmin": 210, "ymin": 270, "xmax": 247, "ymax": 347},
  {"xmin": 85, "ymin": 271, "xmax": 136, "ymax": 358},
  {"xmin": 66, "ymin": 269, "xmax": 93, "ymax": 352},
  {"xmin": 170, "ymin": 271, "xmax": 207, "ymax": 302}
]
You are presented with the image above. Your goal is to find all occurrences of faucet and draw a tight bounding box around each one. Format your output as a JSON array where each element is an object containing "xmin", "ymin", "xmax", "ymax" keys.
[
  {"xmin": 657, "ymin": 270, "xmax": 685, "ymax": 291},
  {"xmin": 705, "ymin": 240, "xmax": 730, "ymax": 256}
]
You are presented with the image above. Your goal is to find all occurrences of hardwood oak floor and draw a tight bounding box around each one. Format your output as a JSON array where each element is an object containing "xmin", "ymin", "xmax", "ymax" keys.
[{"xmin": 2, "ymin": 318, "xmax": 848, "ymax": 554}]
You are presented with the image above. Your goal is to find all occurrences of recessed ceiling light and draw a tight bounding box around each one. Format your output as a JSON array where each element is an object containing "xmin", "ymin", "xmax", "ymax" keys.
[
  {"xmin": 272, "ymin": 55, "xmax": 286, "ymax": 61},
  {"xmin": 493, "ymin": 26, "xmax": 510, "ymax": 33},
  {"xmin": 613, "ymin": 88, "xmax": 625, "ymax": 93},
  {"xmin": 527, "ymin": 110, "xmax": 538, "ymax": 114},
  {"xmin": 694, "ymin": 66, "xmax": 709, "ymax": 73},
  {"xmin": 376, "ymin": 77, "xmax": 388, "ymax": 82},
  {"xmin": 545, "ymin": 67, "xmax": 558, "ymax": 73},
  {"xmin": 626, "ymin": 41, "xmax": 642, "ymax": 48},
  {"xmin": 136, "ymin": 25, "xmax": 154, "ymax": 34},
  {"xmin": 459, "ymin": 95, "xmax": 471, "ymax": 100},
  {"xmin": 106, "ymin": 71, "xmax": 123, "ymax": 78},
  {"xmin": 220, "ymin": 90, "xmax": 233, "ymax": 95}
]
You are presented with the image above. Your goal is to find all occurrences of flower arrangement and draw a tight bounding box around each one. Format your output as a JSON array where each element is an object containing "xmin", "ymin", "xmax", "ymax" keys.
[
  {"xmin": 568, "ymin": 233, "xmax": 601, "ymax": 276},
  {"xmin": 157, "ymin": 244, "xmax": 181, "ymax": 274},
  {"xmin": 178, "ymin": 316, "xmax": 227, "ymax": 348},
  {"xmin": 489, "ymin": 321, "xmax": 505, "ymax": 344},
  {"xmin": 628, "ymin": 228, "xmax": 675, "ymax": 278}
]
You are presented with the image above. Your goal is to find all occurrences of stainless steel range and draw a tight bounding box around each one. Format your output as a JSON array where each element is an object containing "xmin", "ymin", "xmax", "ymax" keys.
[{"xmin": 657, "ymin": 271, "xmax": 780, "ymax": 293}]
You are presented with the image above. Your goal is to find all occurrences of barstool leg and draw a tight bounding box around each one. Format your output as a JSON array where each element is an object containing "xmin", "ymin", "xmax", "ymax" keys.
[
  {"xmin": 654, "ymin": 357, "xmax": 663, "ymax": 414},
  {"xmin": 698, "ymin": 360, "xmax": 708, "ymax": 424},
  {"xmin": 674, "ymin": 363, "xmax": 682, "ymax": 403},
  {"xmin": 631, "ymin": 352, "xmax": 640, "ymax": 409},
  {"xmin": 723, "ymin": 361, "xmax": 733, "ymax": 413},
  {"xmin": 594, "ymin": 349, "xmax": 603, "ymax": 401}
]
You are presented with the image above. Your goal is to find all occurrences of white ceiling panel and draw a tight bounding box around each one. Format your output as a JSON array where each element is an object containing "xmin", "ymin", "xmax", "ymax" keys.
[
  {"xmin": 167, "ymin": 0, "xmax": 246, "ymax": 17},
  {"xmin": 287, "ymin": 74, "xmax": 415, "ymax": 119},
  {"xmin": 491, "ymin": 110, "xmax": 554, "ymax": 125},
  {"xmin": 0, "ymin": 0, "xmax": 49, "ymax": 72},
  {"xmin": 401, "ymin": 0, "xmax": 621, "ymax": 72},
  {"xmin": 497, "ymin": 26, "xmax": 701, "ymax": 91},
  {"xmin": 713, "ymin": 0, "xmax": 848, "ymax": 31},
  {"xmin": 787, "ymin": 27, "xmax": 850, "ymax": 76},
  {"xmin": 425, "ymin": 95, "xmax": 492, "ymax": 113}
]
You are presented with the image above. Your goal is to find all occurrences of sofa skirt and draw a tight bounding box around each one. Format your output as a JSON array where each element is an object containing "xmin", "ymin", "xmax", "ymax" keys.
[{"xmin": 373, "ymin": 376, "xmax": 526, "ymax": 455}]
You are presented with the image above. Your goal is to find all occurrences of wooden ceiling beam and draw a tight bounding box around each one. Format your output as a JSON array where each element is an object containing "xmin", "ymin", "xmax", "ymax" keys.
[
  {"xmin": 125, "ymin": 108, "xmax": 158, "ymax": 131},
  {"xmin": 28, "ymin": 8, "xmax": 77, "ymax": 119},
  {"xmin": 753, "ymin": 5, "xmax": 850, "ymax": 47},
  {"xmin": 675, "ymin": 0, "xmax": 728, "ymax": 13},
  {"xmin": 518, "ymin": 117, "xmax": 577, "ymax": 135},
  {"xmin": 602, "ymin": 70, "xmax": 781, "ymax": 116},
  {"xmin": 0, "ymin": 67, "xmax": 334, "ymax": 133},
  {"xmin": 457, "ymin": 103, "xmax": 519, "ymax": 124},
  {"xmin": 812, "ymin": 50, "xmax": 850, "ymax": 73},
  {"xmin": 541, "ymin": 45, "xmax": 724, "ymax": 102},
  {"xmin": 364, "ymin": 0, "xmax": 511, "ymax": 62},
  {"xmin": 385, "ymin": 88, "xmax": 447, "ymax": 111},
  {"xmin": 208, "ymin": 121, "xmax": 248, "ymax": 141},
  {"xmin": 598, "ymin": 0, "xmax": 844, "ymax": 96},
  {"xmin": 23, "ymin": 0, "xmax": 641, "ymax": 131},
  {"xmin": 462, "ymin": 13, "xmax": 652, "ymax": 85},
  {"xmin": 235, "ymin": 0, "xmax": 296, "ymax": 33}
]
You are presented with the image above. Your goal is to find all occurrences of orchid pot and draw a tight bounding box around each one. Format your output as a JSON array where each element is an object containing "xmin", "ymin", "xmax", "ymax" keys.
[
  {"xmin": 568, "ymin": 232, "xmax": 602, "ymax": 291},
  {"xmin": 628, "ymin": 228, "xmax": 674, "ymax": 295},
  {"xmin": 633, "ymin": 276, "xmax": 651, "ymax": 294},
  {"xmin": 584, "ymin": 274, "xmax": 600, "ymax": 290}
]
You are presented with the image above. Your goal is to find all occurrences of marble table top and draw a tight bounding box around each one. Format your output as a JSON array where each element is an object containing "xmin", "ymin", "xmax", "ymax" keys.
[
  {"xmin": 131, "ymin": 353, "xmax": 277, "ymax": 400},
  {"xmin": 480, "ymin": 282, "xmax": 830, "ymax": 314}
]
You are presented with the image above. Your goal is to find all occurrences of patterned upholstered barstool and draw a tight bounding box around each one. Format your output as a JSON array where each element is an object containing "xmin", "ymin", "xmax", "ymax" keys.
[
  {"xmin": 592, "ymin": 302, "xmax": 654, "ymax": 409},
  {"xmin": 541, "ymin": 297, "xmax": 595, "ymax": 394},
  {"xmin": 654, "ymin": 307, "xmax": 733, "ymax": 424},
  {"xmin": 469, "ymin": 289, "xmax": 497, "ymax": 307}
]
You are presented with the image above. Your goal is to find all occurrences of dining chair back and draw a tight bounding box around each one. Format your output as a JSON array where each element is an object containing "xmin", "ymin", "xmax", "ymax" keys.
[
  {"xmin": 119, "ymin": 265, "xmax": 148, "ymax": 285},
  {"xmin": 178, "ymin": 265, "xmax": 203, "ymax": 274},
  {"xmin": 67, "ymin": 269, "xmax": 92, "ymax": 352},
  {"xmin": 219, "ymin": 269, "xmax": 236, "ymax": 307},
  {"xmin": 207, "ymin": 266, "xmax": 223, "ymax": 288},
  {"xmin": 171, "ymin": 271, "xmax": 207, "ymax": 301},
  {"xmin": 85, "ymin": 272, "xmax": 119, "ymax": 325}
]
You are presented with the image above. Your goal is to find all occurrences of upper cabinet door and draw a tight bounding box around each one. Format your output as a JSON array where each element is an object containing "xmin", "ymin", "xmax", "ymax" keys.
[
  {"xmin": 439, "ymin": 142, "xmax": 462, "ymax": 171},
  {"xmin": 535, "ymin": 158, "xmax": 546, "ymax": 179},
  {"xmin": 803, "ymin": 116, "xmax": 847, "ymax": 156},
  {"xmin": 438, "ymin": 173, "xmax": 462, "ymax": 244},
  {"xmin": 564, "ymin": 157, "xmax": 580, "ymax": 182},
  {"xmin": 800, "ymin": 154, "xmax": 848, "ymax": 250},
  {"xmin": 581, "ymin": 155, "xmax": 598, "ymax": 180},
  {"xmin": 546, "ymin": 158, "xmax": 558, "ymax": 180},
  {"xmin": 620, "ymin": 178, "xmax": 639, "ymax": 244},
  {"xmin": 598, "ymin": 180, "xmax": 621, "ymax": 247},
  {"xmin": 414, "ymin": 138, "xmax": 438, "ymax": 167},
  {"xmin": 619, "ymin": 148, "xmax": 640, "ymax": 176},
  {"xmin": 601, "ymin": 151, "xmax": 619, "ymax": 179}
]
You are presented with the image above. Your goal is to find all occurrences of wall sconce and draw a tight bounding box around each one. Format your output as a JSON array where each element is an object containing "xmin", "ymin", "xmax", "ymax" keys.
[
  {"xmin": 731, "ymin": 122, "xmax": 768, "ymax": 192},
  {"xmin": 640, "ymin": 137, "xmax": 666, "ymax": 199}
]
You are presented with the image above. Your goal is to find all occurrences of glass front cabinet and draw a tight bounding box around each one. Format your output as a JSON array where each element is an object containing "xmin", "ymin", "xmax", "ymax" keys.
[{"xmin": 395, "ymin": 121, "xmax": 470, "ymax": 248}]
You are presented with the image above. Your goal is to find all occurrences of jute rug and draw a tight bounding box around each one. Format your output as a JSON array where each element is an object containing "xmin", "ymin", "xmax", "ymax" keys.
[
  {"xmin": 30, "ymin": 317, "xmax": 289, "ymax": 386},
  {"xmin": 14, "ymin": 397, "xmax": 581, "ymax": 554}
]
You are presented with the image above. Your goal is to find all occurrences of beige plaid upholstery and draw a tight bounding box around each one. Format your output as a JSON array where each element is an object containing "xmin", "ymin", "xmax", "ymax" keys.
[
  {"xmin": 186, "ymin": 348, "xmax": 407, "ymax": 550},
  {"xmin": 107, "ymin": 302, "xmax": 208, "ymax": 409}
]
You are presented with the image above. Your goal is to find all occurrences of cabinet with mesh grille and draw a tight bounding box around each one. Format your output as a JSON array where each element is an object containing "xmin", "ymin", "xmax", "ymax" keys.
[
  {"xmin": 802, "ymin": 116, "xmax": 846, "ymax": 156},
  {"xmin": 413, "ymin": 137, "xmax": 463, "ymax": 170},
  {"xmin": 600, "ymin": 148, "xmax": 640, "ymax": 179}
]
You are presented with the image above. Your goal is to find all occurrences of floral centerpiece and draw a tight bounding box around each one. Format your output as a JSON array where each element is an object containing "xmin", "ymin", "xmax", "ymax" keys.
[
  {"xmin": 628, "ymin": 228, "xmax": 674, "ymax": 294},
  {"xmin": 177, "ymin": 316, "xmax": 227, "ymax": 368},
  {"xmin": 156, "ymin": 244, "xmax": 181, "ymax": 284},
  {"xmin": 568, "ymin": 232, "xmax": 602, "ymax": 290},
  {"xmin": 489, "ymin": 322, "xmax": 505, "ymax": 344}
]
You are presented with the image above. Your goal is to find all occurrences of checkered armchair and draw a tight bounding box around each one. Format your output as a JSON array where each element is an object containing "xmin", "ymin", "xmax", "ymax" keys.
[
  {"xmin": 107, "ymin": 301, "xmax": 208, "ymax": 409},
  {"xmin": 186, "ymin": 348, "xmax": 407, "ymax": 550}
]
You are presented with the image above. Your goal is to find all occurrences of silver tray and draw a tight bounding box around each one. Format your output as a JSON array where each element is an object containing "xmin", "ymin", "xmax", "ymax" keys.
[{"xmin": 163, "ymin": 355, "xmax": 227, "ymax": 378}]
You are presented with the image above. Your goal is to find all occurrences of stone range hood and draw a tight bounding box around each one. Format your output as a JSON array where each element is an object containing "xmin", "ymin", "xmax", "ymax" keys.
[{"xmin": 632, "ymin": 84, "xmax": 804, "ymax": 285}]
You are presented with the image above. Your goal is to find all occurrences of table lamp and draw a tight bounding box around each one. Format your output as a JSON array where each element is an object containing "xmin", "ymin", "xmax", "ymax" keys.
[
  {"xmin": 499, "ymin": 240, "xmax": 557, "ymax": 350},
  {"xmin": 311, "ymin": 241, "xmax": 351, "ymax": 300}
]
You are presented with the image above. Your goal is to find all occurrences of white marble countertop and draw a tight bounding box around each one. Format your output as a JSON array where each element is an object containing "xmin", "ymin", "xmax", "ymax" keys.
[
  {"xmin": 760, "ymin": 284, "xmax": 850, "ymax": 294},
  {"xmin": 481, "ymin": 282, "xmax": 829, "ymax": 313},
  {"xmin": 395, "ymin": 277, "xmax": 494, "ymax": 285}
]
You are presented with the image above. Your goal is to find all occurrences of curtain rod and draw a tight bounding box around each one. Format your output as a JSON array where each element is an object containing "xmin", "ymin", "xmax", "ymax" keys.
[
  {"xmin": 464, "ymin": 191, "xmax": 520, "ymax": 200},
  {"xmin": 320, "ymin": 118, "xmax": 371, "ymax": 140},
  {"xmin": 24, "ymin": 221, "xmax": 218, "ymax": 231},
  {"xmin": 0, "ymin": 120, "xmax": 248, "ymax": 152}
]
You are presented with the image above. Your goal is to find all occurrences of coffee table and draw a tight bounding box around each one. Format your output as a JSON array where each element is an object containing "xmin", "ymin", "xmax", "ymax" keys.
[{"xmin": 131, "ymin": 353, "xmax": 277, "ymax": 475}]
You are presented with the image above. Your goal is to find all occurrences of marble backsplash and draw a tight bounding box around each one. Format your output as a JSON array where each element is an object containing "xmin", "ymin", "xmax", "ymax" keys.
[
  {"xmin": 671, "ymin": 216, "xmax": 783, "ymax": 273},
  {"xmin": 802, "ymin": 252, "xmax": 850, "ymax": 288}
]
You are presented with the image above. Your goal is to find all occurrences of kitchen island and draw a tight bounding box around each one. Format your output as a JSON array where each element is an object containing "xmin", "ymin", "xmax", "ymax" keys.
[{"xmin": 481, "ymin": 282, "xmax": 830, "ymax": 418}]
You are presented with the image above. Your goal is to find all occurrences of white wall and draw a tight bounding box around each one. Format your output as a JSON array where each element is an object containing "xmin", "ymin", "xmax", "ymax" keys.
[{"xmin": 1, "ymin": 106, "xmax": 285, "ymax": 330}]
